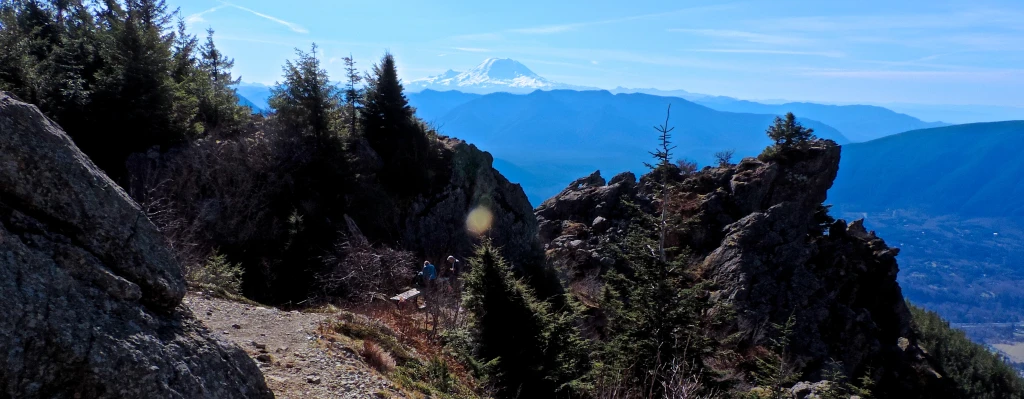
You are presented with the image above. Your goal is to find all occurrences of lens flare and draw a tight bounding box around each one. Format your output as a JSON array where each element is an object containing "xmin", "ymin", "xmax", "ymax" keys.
[{"xmin": 466, "ymin": 206, "xmax": 494, "ymax": 236}]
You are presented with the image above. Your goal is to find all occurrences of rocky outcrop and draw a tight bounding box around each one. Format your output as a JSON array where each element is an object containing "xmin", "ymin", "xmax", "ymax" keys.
[
  {"xmin": 0, "ymin": 92, "xmax": 272, "ymax": 398},
  {"xmin": 403, "ymin": 139, "xmax": 539, "ymax": 268},
  {"xmin": 537, "ymin": 141, "xmax": 954, "ymax": 397}
]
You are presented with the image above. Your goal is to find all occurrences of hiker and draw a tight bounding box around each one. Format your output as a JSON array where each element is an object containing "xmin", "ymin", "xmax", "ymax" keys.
[
  {"xmin": 415, "ymin": 260, "xmax": 437, "ymax": 288},
  {"xmin": 446, "ymin": 255, "xmax": 461, "ymax": 278}
]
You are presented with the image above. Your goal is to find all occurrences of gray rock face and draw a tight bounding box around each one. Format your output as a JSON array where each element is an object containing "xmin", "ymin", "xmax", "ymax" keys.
[
  {"xmin": 535, "ymin": 170, "xmax": 637, "ymax": 244},
  {"xmin": 0, "ymin": 93, "xmax": 273, "ymax": 398},
  {"xmin": 403, "ymin": 140, "xmax": 539, "ymax": 267},
  {"xmin": 537, "ymin": 141, "xmax": 953, "ymax": 397}
]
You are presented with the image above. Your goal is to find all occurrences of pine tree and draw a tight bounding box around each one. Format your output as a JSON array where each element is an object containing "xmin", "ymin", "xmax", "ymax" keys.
[
  {"xmin": 0, "ymin": 0, "xmax": 239, "ymax": 178},
  {"xmin": 601, "ymin": 223, "xmax": 714, "ymax": 396},
  {"xmin": 196, "ymin": 27, "xmax": 244, "ymax": 132},
  {"xmin": 342, "ymin": 53, "xmax": 361, "ymax": 134},
  {"xmin": 89, "ymin": 0, "xmax": 182, "ymax": 179},
  {"xmin": 751, "ymin": 315, "xmax": 800, "ymax": 399},
  {"xmin": 766, "ymin": 112, "xmax": 816, "ymax": 148},
  {"xmin": 268, "ymin": 43, "xmax": 343, "ymax": 146},
  {"xmin": 168, "ymin": 17, "xmax": 201, "ymax": 137},
  {"xmin": 361, "ymin": 51, "xmax": 429, "ymax": 194},
  {"xmin": 463, "ymin": 242, "xmax": 588, "ymax": 398}
]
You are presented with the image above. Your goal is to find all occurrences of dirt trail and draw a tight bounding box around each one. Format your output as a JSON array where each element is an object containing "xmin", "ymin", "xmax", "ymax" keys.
[{"xmin": 184, "ymin": 293, "xmax": 407, "ymax": 399}]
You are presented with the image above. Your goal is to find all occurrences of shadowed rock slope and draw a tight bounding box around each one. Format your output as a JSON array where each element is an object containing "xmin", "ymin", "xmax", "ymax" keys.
[
  {"xmin": 537, "ymin": 140, "xmax": 956, "ymax": 397},
  {"xmin": 0, "ymin": 92, "xmax": 272, "ymax": 398}
]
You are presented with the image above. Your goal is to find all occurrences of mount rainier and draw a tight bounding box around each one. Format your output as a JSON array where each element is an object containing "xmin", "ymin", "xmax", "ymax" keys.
[{"xmin": 405, "ymin": 58, "xmax": 595, "ymax": 93}]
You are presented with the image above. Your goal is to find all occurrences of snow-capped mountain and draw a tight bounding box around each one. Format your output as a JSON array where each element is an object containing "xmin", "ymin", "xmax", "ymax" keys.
[{"xmin": 406, "ymin": 58, "xmax": 594, "ymax": 94}]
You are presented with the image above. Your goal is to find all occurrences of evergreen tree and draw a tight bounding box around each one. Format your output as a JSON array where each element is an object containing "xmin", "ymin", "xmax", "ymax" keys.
[
  {"xmin": 342, "ymin": 53, "xmax": 361, "ymax": 134},
  {"xmin": 599, "ymin": 207, "xmax": 715, "ymax": 397},
  {"xmin": 196, "ymin": 27, "xmax": 244, "ymax": 132},
  {"xmin": 766, "ymin": 112, "xmax": 816, "ymax": 148},
  {"xmin": 751, "ymin": 315, "xmax": 800, "ymax": 399},
  {"xmin": 361, "ymin": 51, "xmax": 429, "ymax": 195},
  {"xmin": 268, "ymin": 43, "xmax": 343, "ymax": 146},
  {"xmin": 168, "ymin": 17, "xmax": 201, "ymax": 137},
  {"xmin": 89, "ymin": 0, "xmax": 182, "ymax": 179},
  {"xmin": 0, "ymin": 0, "xmax": 243, "ymax": 180},
  {"xmin": 19, "ymin": 0, "xmax": 99, "ymax": 135},
  {"xmin": 463, "ymin": 242, "xmax": 588, "ymax": 398}
]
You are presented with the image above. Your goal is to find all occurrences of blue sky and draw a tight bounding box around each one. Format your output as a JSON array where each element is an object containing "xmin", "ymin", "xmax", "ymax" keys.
[{"xmin": 176, "ymin": 0, "xmax": 1024, "ymax": 107}]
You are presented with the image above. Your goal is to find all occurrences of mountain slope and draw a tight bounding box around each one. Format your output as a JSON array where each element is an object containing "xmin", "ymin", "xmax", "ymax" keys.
[
  {"xmin": 829, "ymin": 121, "xmax": 1024, "ymax": 323},
  {"xmin": 422, "ymin": 89, "xmax": 849, "ymax": 204},
  {"xmin": 408, "ymin": 89, "xmax": 482, "ymax": 122},
  {"xmin": 831, "ymin": 121, "xmax": 1024, "ymax": 217},
  {"xmin": 234, "ymin": 83, "xmax": 273, "ymax": 111},
  {"xmin": 237, "ymin": 94, "xmax": 262, "ymax": 113},
  {"xmin": 695, "ymin": 99, "xmax": 948, "ymax": 142}
]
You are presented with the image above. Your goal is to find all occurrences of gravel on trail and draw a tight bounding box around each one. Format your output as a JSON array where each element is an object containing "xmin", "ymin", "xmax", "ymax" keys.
[{"xmin": 184, "ymin": 293, "xmax": 408, "ymax": 399}]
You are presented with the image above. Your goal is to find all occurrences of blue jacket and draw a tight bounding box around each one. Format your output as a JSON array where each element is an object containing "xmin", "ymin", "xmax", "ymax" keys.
[{"xmin": 421, "ymin": 263, "xmax": 437, "ymax": 280}]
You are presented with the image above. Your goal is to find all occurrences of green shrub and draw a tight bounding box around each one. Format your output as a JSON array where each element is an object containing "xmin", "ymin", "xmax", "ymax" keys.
[{"xmin": 187, "ymin": 250, "xmax": 244, "ymax": 295}]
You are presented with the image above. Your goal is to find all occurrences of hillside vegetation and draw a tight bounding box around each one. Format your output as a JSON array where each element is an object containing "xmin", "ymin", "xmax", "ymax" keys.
[{"xmin": 830, "ymin": 121, "xmax": 1024, "ymax": 322}]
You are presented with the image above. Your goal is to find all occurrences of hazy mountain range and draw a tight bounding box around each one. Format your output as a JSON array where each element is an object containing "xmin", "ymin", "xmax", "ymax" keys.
[
  {"xmin": 234, "ymin": 83, "xmax": 273, "ymax": 111},
  {"xmin": 235, "ymin": 57, "xmax": 1024, "ymax": 126},
  {"xmin": 410, "ymin": 89, "xmax": 849, "ymax": 204},
  {"xmin": 405, "ymin": 58, "xmax": 594, "ymax": 93}
]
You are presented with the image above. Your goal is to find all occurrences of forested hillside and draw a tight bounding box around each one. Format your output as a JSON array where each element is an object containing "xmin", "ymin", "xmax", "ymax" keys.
[
  {"xmin": 0, "ymin": 0, "xmax": 547, "ymax": 305},
  {"xmin": 830, "ymin": 122, "xmax": 1024, "ymax": 322}
]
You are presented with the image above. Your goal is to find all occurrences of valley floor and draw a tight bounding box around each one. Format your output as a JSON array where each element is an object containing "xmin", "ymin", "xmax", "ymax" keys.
[{"xmin": 184, "ymin": 293, "xmax": 406, "ymax": 399}]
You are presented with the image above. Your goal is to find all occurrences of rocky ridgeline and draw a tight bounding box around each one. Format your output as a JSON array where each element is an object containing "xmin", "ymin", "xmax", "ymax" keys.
[
  {"xmin": 403, "ymin": 139, "xmax": 539, "ymax": 267},
  {"xmin": 0, "ymin": 92, "xmax": 272, "ymax": 398},
  {"xmin": 536, "ymin": 141, "xmax": 955, "ymax": 398}
]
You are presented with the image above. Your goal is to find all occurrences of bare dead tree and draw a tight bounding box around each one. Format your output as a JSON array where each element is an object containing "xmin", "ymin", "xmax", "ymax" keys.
[{"xmin": 713, "ymin": 149, "xmax": 735, "ymax": 167}]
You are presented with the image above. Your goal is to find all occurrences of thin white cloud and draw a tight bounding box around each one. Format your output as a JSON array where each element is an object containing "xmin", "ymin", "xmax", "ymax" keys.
[
  {"xmin": 766, "ymin": 9, "xmax": 1024, "ymax": 33},
  {"xmin": 185, "ymin": 5, "xmax": 226, "ymax": 24},
  {"xmin": 508, "ymin": 25, "xmax": 577, "ymax": 34},
  {"xmin": 453, "ymin": 47, "xmax": 491, "ymax": 53},
  {"xmin": 798, "ymin": 68, "xmax": 1024, "ymax": 82},
  {"xmin": 220, "ymin": 2, "xmax": 309, "ymax": 34},
  {"xmin": 450, "ymin": 32, "xmax": 503, "ymax": 41},
  {"xmin": 462, "ymin": 4, "xmax": 737, "ymax": 38},
  {"xmin": 669, "ymin": 28, "xmax": 811, "ymax": 46},
  {"xmin": 496, "ymin": 45, "xmax": 762, "ymax": 72},
  {"xmin": 689, "ymin": 48, "xmax": 845, "ymax": 58},
  {"xmin": 216, "ymin": 36, "xmax": 295, "ymax": 47}
]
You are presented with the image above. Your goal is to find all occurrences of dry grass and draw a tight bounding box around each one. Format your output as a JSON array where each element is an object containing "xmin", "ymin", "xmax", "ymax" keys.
[
  {"xmin": 562, "ymin": 221, "xmax": 590, "ymax": 238},
  {"xmin": 363, "ymin": 341, "xmax": 397, "ymax": 373},
  {"xmin": 320, "ymin": 298, "xmax": 483, "ymax": 398}
]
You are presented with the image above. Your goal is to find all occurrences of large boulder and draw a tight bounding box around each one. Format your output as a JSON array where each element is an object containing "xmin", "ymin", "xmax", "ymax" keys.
[{"xmin": 0, "ymin": 93, "xmax": 272, "ymax": 398}]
